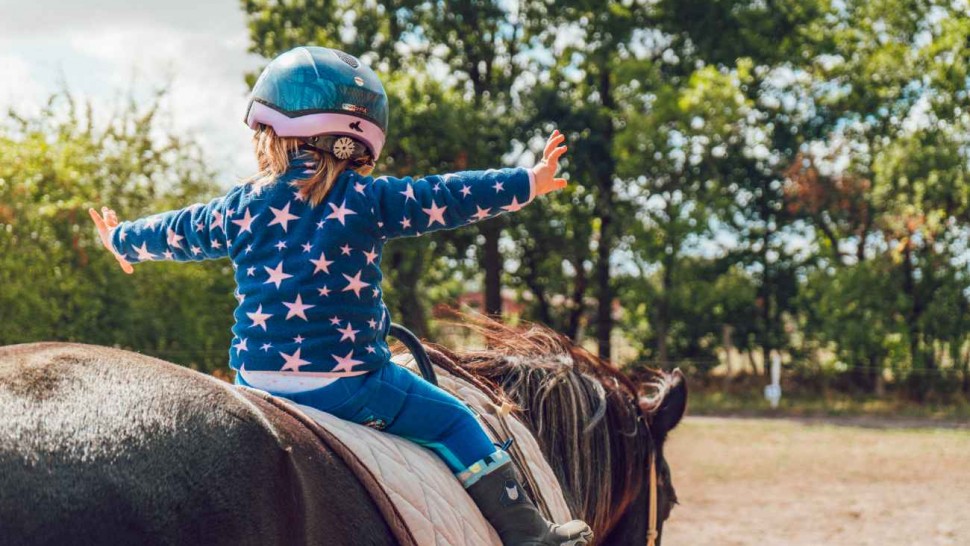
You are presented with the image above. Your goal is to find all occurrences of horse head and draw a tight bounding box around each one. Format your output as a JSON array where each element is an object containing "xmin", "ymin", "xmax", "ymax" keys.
[{"xmin": 424, "ymin": 317, "xmax": 687, "ymax": 545}]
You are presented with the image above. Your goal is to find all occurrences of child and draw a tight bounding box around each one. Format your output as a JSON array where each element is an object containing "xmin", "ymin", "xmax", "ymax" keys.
[{"xmin": 90, "ymin": 46, "xmax": 591, "ymax": 545}]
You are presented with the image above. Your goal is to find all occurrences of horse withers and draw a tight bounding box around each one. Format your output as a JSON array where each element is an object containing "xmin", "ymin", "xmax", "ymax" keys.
[{"xmin": 0, "ymin": 323, "xmax": 685, "ymax": 546}]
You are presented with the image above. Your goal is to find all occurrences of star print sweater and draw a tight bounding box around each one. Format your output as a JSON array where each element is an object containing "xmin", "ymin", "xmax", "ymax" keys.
[{"xmin": 109, "ymin": 149, "xmax": 536, "ymax": 377}]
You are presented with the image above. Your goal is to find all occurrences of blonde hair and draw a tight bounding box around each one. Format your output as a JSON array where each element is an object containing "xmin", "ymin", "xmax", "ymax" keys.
[{"xmin": 248, "ymin": 125, "xmax": 375, "ymax": 206}]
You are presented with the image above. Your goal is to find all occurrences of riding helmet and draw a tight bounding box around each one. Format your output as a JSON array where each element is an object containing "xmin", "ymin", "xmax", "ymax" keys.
[{"xmin": 245, "ymin": 46, "xmax": 389, "ymax": 162}]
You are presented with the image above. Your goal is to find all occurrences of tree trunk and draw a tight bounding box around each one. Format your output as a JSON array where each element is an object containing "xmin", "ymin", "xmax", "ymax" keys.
[
  {"xmin": 595, "ymin": 64, "xmax": 616, "ymax": 361},
  {"xmin": 722, "ymin": 324, "xmax": 735, "ymax": 390},
  {"xmin": 388, "ymin": 246, "xmax": 429, "ymax": 338},
  {"xmin": 482, "ymin": 220, "xmax": 503, "ymax": 316},
  {"xmin": 565, "ymin": 259, "xmax": 588, "ymax": 342}
]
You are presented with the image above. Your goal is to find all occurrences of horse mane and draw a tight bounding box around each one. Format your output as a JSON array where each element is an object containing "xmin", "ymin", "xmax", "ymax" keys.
[{"xmin": 402, "ymin": 313, "xmax": 672, "ymax": 537}]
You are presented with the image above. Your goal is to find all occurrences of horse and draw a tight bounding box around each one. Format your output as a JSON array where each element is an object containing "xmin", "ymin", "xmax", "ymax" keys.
[{"xmin": 0, "ymin": 320, "xmax": 685, "ymax": 546}]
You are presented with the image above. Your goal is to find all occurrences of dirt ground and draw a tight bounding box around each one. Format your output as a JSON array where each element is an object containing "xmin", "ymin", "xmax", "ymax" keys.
[{"xmin": 661, "ymin": 417, "xmax": 970, "ymax": 546}]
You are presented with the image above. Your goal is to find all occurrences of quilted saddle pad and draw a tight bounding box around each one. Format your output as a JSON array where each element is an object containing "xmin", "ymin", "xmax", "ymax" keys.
[{"xmin": 277, "ymin": 364, "xmax": 574, "ymax": 546}]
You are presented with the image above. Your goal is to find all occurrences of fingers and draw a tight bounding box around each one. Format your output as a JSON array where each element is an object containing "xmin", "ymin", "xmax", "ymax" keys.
[
  {"xmin": 543, "ymin": 131, "xmax": 566, "ymax": 159},
  {"xmin": 550, "ymin": 145, "xmax": 568, "ymax": 162},
  {"xmin": 116, "ymin": 255, "xmax": 134, "ymax": 274},
  {"xmin": 554, "ymin": 177, "xmax": 568, "ymax": 189},
  {"xmin": 88, "ymin": 207, "xmax": 107, "ymax": 232},
  {"xmin": 101, "ymin": 207, "xmax": 121, "ymax": 228}
]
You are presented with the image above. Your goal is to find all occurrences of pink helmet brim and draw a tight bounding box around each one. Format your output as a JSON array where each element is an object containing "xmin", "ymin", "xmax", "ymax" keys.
[{"xmin": 247, "ymin": 101, "xmax": 386, "ymax": 160}]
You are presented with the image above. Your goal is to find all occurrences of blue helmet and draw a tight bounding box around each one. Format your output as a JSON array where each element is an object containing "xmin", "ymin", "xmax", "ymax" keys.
[{"xmin": 245, "ymin": 46, "xmax": 389, "ymax": 161}]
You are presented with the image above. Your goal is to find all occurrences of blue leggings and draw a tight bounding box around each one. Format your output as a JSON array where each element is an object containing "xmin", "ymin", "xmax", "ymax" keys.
[{"xmin": 237, "ymin": 364, "xmax": 498, "ymax": 473}]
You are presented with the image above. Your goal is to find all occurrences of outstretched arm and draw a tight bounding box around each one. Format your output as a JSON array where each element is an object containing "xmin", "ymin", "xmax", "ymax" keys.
[
  {"xmin": 90, "ymin": 186, "xmax": 243, "ymax": 268},
  {"xmin": 367, "ymin": 130, "xmax": 568, "ymax": 239}
]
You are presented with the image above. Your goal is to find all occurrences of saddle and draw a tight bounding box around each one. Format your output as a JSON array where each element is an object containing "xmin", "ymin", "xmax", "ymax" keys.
[{"xmin": 242, "ymin": 359, "xmax": 574, "ymax": 546}]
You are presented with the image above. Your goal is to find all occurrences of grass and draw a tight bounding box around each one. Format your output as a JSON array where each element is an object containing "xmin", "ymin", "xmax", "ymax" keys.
[{"xmin": 687, "ymin": 388, "xmax": 970, "ymax": 424}]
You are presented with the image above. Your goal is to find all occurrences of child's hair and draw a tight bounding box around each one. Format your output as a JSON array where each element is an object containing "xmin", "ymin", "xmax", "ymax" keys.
[{"xmin": 249, "ymin": 125, "xmax": 375, "ymax": 206}]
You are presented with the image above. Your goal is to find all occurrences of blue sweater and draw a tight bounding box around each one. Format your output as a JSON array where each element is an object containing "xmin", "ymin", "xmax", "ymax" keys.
[{"xmin": 110, "ymin": 149, "xmax": 535, "ymax": 377}]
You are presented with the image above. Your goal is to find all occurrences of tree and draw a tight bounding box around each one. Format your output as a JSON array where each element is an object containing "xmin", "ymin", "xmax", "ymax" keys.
[{"xmin": 0, "ymin": 93, "xmax": 236, "ymax": 373}]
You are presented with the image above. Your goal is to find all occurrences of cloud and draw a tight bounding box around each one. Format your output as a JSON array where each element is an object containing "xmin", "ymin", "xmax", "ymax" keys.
[
  {"xmin": 0, "ymin": 0, "xmax": 264, "ymax": 183},
  {"xmin": 0, "ymin": 54, "xmax": 45, "ymax": 114}
]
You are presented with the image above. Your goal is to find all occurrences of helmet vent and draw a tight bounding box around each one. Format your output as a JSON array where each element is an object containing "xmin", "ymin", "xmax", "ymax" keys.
[{"xmin": 334, "ymin": 50, "xmax": 360, "ymax": 69}]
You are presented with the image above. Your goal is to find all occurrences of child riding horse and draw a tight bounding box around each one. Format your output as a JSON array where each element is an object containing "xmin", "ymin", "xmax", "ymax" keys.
[{"xmin": 90, "ymin": 46, "xmax": 591, "ymax": 545}]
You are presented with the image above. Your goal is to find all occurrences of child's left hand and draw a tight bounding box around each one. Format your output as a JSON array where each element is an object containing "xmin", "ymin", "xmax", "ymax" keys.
[
  {"xmin": 88, "ymin": 206, "xmax": 134, "ymax": 274},
  {"xmin": 532, "ymin": 130, "xmax": 568, "ymax": 197}
]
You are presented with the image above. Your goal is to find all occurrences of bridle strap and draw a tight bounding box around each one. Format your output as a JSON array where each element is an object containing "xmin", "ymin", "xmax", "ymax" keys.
[{"xmin": 647, "ymin": 452, "xmax": 659, "ymax": 546}]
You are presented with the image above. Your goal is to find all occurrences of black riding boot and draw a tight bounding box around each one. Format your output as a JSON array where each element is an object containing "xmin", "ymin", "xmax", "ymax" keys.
[{"xmin": 465, "ymin": 460, "xmax": 593, "ymax": 546}]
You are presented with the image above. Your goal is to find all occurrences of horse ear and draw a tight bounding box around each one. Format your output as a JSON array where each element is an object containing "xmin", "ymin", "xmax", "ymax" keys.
[{"xmin": 640, "ymin": 368, "xmax": 687, "ymax": 443}]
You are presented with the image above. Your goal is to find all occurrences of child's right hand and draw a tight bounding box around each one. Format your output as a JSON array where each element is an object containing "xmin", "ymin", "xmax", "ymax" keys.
[
  {"xmin": 532, "ymin": 130, "xmax": 568, "ymax": 197},
  {"xmin": 88, "ymin": 207, "xmax": 134, "ymax": 274}
]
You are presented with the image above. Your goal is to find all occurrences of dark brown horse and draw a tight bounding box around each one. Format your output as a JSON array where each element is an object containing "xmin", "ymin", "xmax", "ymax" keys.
[{"xmin": 0, "ymin": 321, "xmax": 685, "ymax": 546}]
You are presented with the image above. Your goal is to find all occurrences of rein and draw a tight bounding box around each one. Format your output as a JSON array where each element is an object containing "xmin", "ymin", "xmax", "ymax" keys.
[{"xmin": 647, "ymin": 452, "xmax": 658, "ymax": 546}]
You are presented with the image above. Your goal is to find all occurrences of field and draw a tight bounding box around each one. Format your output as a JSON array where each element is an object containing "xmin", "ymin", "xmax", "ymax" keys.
[{"xmin": 662, "ymin": 417, "xmax": 970, "ymax": 545}]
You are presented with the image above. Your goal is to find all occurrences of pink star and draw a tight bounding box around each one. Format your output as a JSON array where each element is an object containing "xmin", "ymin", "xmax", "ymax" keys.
[
  {"xmin": 264, "ymin": 261, "xmax": 293, "ymax": 289},
  {"xmin": 342, "ymin": 270, "xmax": 370, "ymax": 298},
  {"xmin": 231, "ymin": 208, "xmax": 257, "ymax": 233},
  {"xmin": 400, "ymin": 217, "xmax": 412, "ymax": 229},
  {"xmin": 247, "ymin": 305, "xmax": 272, "ymax": 331},
  {"xmin": 268, "ymin": 202, "xmax": 300, "ymax": 232},
  {"xmin": 302, "ymin": 242, "xmax": 313, "ymax": 253},
  {"xmin": 283, "ymin": 294, "xmax": 316, "ymax": 321},
  {"xmin": 329, "ymin": 316, "xmax": 342, "ymax": 326},
  {"xmin": 233, "ymin": 338, "xmax": 248, "ymax": 353},
  {"xmin": 246, "ymin": 266, "xmax": 256, "ymax": 276},
  {"xmin": 318, "ymin": 285, "xmax": 331, "ymax": 297},
  {"xmin": 502, "ymin": 197, "xmax": 526, "ymax": 212},
  {"xmin": 280, "ymin": 348, "xmax": 311, "ymax": 372},
  {"xmin": 293, "ymin": 190, "xmax": 307, "ymax": 202},
  {"xmin": 337, "ymin": 323, "xmax": 360, "ymax": 342},
  {"xmin": 354, "ymin": 181, "xmax": 367, "ymax": 194},
  {"xmin": 260, "ymin": 342, "xmax": 273, "ymax": 352},
  {"xmin": 274, "ymin": 240, "xmax": 287, "ymax": 251},
  {"xmin": 133, "ymin": 242, "xmax": 156, "ymax": 261},
  {"xmin": 293, "ymin": 335, "xmax": 305, "ymax": 344},
  {"xmin": 340, "ymin": 243, "xmax": 352, "ymax": 256},
  {"xmin": 365, "ymin": 345, "xmax": 376, "ymax": 354},
  {"xmin": 310, "ymin": 252, "xmax": 334, "ymax": 275},
  {"xmin": 473, "ymin": 206, "xmax": 492, "ymax": 221},
  {"xmin": 460, "ymin": 185, "xmax": 472, "ymax": 197},
  {"xmin": 362, "ymin": 246, "xmax": 379, "ymax": 265},
  {"xmin": 371, "ymin": 287, "xmax": 380, "ymax": 298},
  {"xmin": 166, "ymin": 228, "xmax": 184, "ymax": 249},
  {"xmin": 326, "ymin": 200, "xmax": 357, "ymax": 225},
  {"xmin": 210, "ymin": 209, "xmax": 224, "ymax": 231},
  {"xmin": 331, "ymin": 350, "xmax": 364, "ymax": 373},
  {"xmin": 163, "ymin": 250, "xmax": 175, "ymax": 260},
  {"xmin": 368, "ymin": 318, "xmax": 378, "ymax": 329},
  {"xmin": 195, "ymin": 221, "xmax": 204, "ymax": 232},
  {"xmin": 423, "ymin": 201, "xmax": 448, "ymax": 226},
  {"xmin": 433, "ymin": 182, "xmax": 442, "ymax": 192},
  {"xmin": 493, "ymin": 181, "xmax": 504, "ymax": 192},
  {"xmin": 400, "ymin": 183, "xmax": 416, "ymax": 202},
  {"xmin": 191, "ymin": 246, "xmax": 202, "ymax": 255},
  {"xmin": 211, "ymin": 239, "xmax": 222, "ymax": 250}
]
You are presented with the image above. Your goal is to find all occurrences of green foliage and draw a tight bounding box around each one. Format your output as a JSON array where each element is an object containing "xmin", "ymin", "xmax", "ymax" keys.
[
  {"xmin": 4, "ymin": 0, "xmax": 970, "ymax": 400},
  {"xmin": 0, "ymin": 94, "xmax": 235, "ymax": 372}
]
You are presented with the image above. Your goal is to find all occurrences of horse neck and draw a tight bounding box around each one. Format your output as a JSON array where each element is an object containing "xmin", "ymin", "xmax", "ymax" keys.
[{"xmin": 496, "ymin": 366, "xmax": 649, "ymax": 538}]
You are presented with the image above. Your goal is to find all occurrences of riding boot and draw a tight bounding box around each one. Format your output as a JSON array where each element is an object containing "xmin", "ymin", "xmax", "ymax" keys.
[{"xmin": 463, "ymin": 457, "xmax": 593, "ymax": 546}]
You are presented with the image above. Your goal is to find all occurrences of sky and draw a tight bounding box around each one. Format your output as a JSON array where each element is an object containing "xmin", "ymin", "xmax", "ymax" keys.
[{"xmin": 0, "ymin": 0, "xmax": 264, "ymax": 184}]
